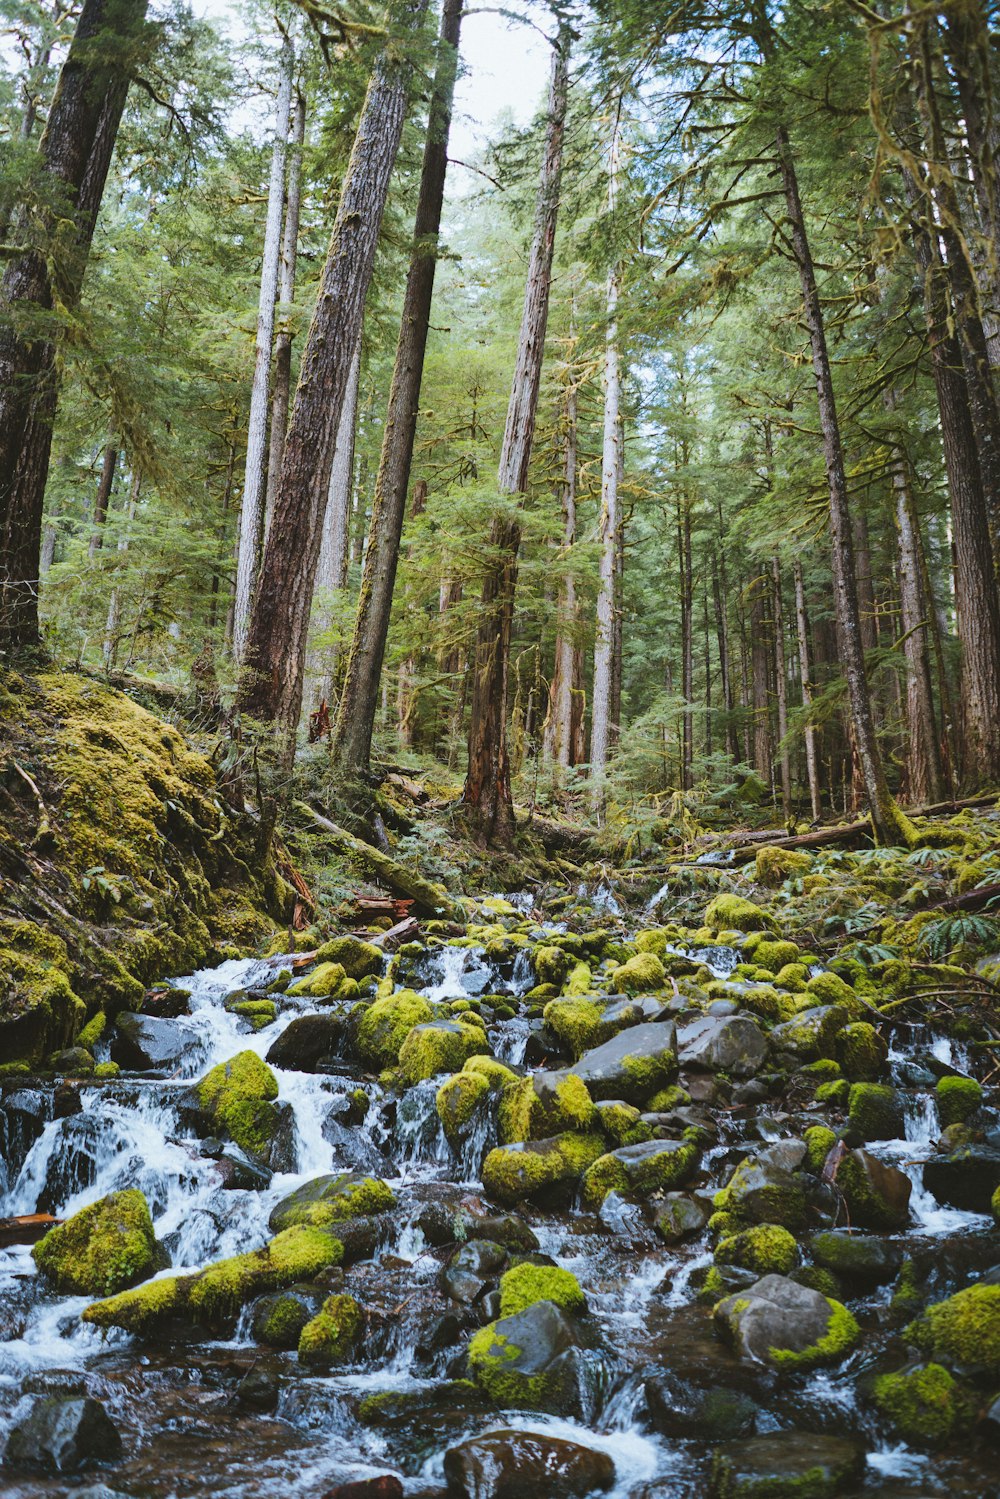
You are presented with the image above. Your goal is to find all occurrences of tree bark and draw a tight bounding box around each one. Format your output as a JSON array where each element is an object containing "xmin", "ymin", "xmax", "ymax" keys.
[
  {"xmin": 772, "ymin": 556, "xmax": 791, "ymax": 818},
  {"xmin": 0, "ymin": 0, "xmax": 149, "ymax": 651},
  {"xmin": 88, "ymin": 444, "xmax": 118, "ymax": 559},
  {"xmin": 679, "ymin": 492, "xmax": 695, "ymax": 790},
  {"xmin": 892, "ymin": 442, "xmax": 945, "ymax": 803},
  {"xmin": 232, "ymin": 33, "xmax": 294, "ymax": 664},
  {"xmin": 332, "ymin": 0, "xmax": 463, "ymax": 778},
  {"xmin": 235, "ymin": 0, "xmax": 429, "ymax": 745},
  {"xmin": 774, "ymin": 121, "xmax": 909, "ymax": 843},
  {"xmin": 462, "ymin": 28, "xmax": 570, "ymax": 846},
  {"xmin": 794, "ymin": 558, "xmax": 823, "ymax": 821},
  {"xmin": 307, "ymin": 337, "xmax": 362, "ymax": 712},
  {"xmin": 544, "ymin": 366, "xmax": 579, "ymax": 771},
  {"xmin": 103, "ymin": 470, "xmax": 140, "ymax": 669},
  {"xmin": 264, "ymin": 86, "xmax": 307, "ymax": 539}
]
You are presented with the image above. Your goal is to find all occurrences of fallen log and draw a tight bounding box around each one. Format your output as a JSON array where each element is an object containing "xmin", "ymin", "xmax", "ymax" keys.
[
  {"xmin": 0, "ymin": 1214, "xmax": 60, "ymax": 1248},
  {"xmin": 366, "ymin": 915, "xmax": 420, "ymax": 949},
  {"xmin": 922, "ymin": 881, "xmax": 1000, "ymax": 916},
  {"xmin": 296, "ymin": 801, "xmax": 463, "ymax": 921},
  {"xmin": 724, "ymin": 791, "xmax": 999, "ymax": 857}
]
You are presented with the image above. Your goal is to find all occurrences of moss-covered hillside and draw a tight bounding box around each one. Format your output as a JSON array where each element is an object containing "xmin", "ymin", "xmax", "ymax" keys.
[{"xmin": 0, "ymin": 670, "xmax": 291, "ymax": 1066}]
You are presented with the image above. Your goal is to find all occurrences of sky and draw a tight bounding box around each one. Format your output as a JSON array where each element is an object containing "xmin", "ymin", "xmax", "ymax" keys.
[{"xmin": 189, "ymin": 0, "xmax": 553, "ymax": 172}]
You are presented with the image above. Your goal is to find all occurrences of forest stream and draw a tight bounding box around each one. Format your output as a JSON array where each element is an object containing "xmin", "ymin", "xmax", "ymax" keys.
[{"xmin": 2, "ymin": 890, "xmax": 999, "ymax": 1499}]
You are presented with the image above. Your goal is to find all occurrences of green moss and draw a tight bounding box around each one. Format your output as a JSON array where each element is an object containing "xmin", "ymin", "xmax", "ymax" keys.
[
  {"xmin": 581, "ymin": 1139, "xmax": 701, "ymax": 1207},
  {"xmin": 804, "ymin": 1126, "xmax": 838, "ymax": 1174},
  {"xmin": 773, "ymin": 963, "xmax": 809, "ymax": 993},
  {"xmin": 873, "ymin": 1363, "xmax": 972, "ymax": 1445},
  {"xmin": 437, "ymin": 1070, "xmax": 491, "ymax": 1140},
  {"xmin": 355, "ymin": 989, "xmax": 433, "ymax": 1069},
  {"xmin": 298, "ymin": 1293, "xmax": 362, "ymax": 1367},
  {"xmin": 647, "ymin": 1085, "xmax": 691, "ymax": 1112},
  {"xmin": 227, "ymin": 998, "xmax": 277, "ymax": 1030},
  {"xmin": 253, "ymin": 1291, "xmax": 312, "ymax": 1348},
  {"xmin": 481, "ymin": 1133, "xmax": 605, "ymax": 1205},
  {"xmin": 891, "ymin": 1261, "xmax": 924, "ymax": 1321},
  {"xmin": 195, "ymin": 1051, "xmax": 279, "ymax": 1160},
  {"xmin": 467, "ymin": 1317, "xmax": 577, "ymax": 1413},
  {"xmin": 33, "ymin": 1189, "xmax": 163, "ymax": 1297},
  {"xmin": 609, "ymin": 952, "xmax": 666, "ymax": 994},
  {"xmin": 768, "ymin": 1297, "xmax": 860, "ymax": 1370},
  {"xmin": 81, "ymin": 1273, "xmax": 184, "ymax": 1336},
  {"xmin": 498, "ymin": 1263, "xmax": 585, "ymax": 1317},
  {"xmin": 76, "ymin": 1011, "xmax": 106, "ymax": 1050},
  {"xmin": 754, "ymin": 846, "xmax": 813, "ymax": 886},
  {"xmin": 848, "ymin": 1083, "xmax": 903, "ymax": 1141},
  {"xmin": 715, "ymin": 1225, "xmax": 799, "ymax": 1276},
  {"xmin": 464, "ymin": 1055, "xmax": 518, "ymax": 1087},
  {"xmin": 543, "ymin": 997, "xmax": 604, "ymax": 1059},
  {"xmin": 186, "ymin": 1227, "xmax": 342, "ymax": 1326},
  {"xmin": 751, "ymin": 940, "xmax": 801, "ymax": 974},
  {"xmin": 288, "ymin": 961, "xmax": 348, "ymax": 999},
  {"xmin": 0, "ymin": 922, "xmax": 87, "ymax": 1066},
  {"xmin": 270, "ymin": 1174, "xmax": 395, "ymax": 1232},
  {"xmin": 704, "ymin": 894, "xmax": 775, "ymax": 932},
  {"xmin": 94, "ymin": 1060, "xmax": 119, "ymax": 1078},
  {"xmin": 499, "ymin": 1073, "xmax": 595, "ymax": 1143},
  {"xmin": 398, "ymin": 1020, "xmax": 487, "ymax": 1084},
  {"xmin": 313, "ymin": 936, "xmax": 383, "ymax": 979},
  {"xmin": 805, "ymin": 971, "xmax": 862, "ymax": 1015},
  {"xmin": 815, "ymin": 1079, "xmax": 850, "ymax": 1107},
  {"xmin": 595, "ymin": 1101, "xmax": 652, "ymax": 1146},
  {"xmin": 905, "ymin": 1284, "xmax": 1000, "ymax": 1371},
  {"xmin": 563, "ymin": 960, "xmax": 593, "ymax": 996},
  {"xmin": 836, "ymin": 1022, "xmax": 887, "ymax": 1081},
  {"xmin": 935, "ymin": 1076, "xmax": 983, "ymax": 1128},
  {"xmin": 532, "ymin": 944, "xmax": 570, "ymax": 987}
]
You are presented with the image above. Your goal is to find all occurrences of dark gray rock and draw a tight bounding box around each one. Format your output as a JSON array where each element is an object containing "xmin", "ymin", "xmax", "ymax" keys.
[
  {"xmin": 266, "ymin": 1013, "xmax": 344, "ymax": 1071},
  {"xmin": 677, "ymin": 1014, "xmax": 767, "ymax": 1076},
  {"xmin": 569, "ymin": 1023, "xmax": 678, "ymax": 1104},
  {"xmin": 922, "ymin": 1145, "xmax": 1000, "ymax": 1214},
  {"xmin": 440, "ymin": 1239, "xmax": 507, "ymax": 1303},
  {"xmin": 714, "ymin": 1274, "xmax": 858, "ymax": 1370},
  {"xmin": 3, "ymin": 1395, "xmax": 122, "ymax": 1473},
  {"xmin": 710, "ymin": 1432, "xmax": 865, "ymax": 1497},
  {"xmin": 111, "ymin": 1012, "xmax": 192, "ymax": 1071}
]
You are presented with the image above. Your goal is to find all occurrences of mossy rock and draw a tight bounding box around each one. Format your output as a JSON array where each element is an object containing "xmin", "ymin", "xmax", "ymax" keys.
[
  {"xmin": 269, "ymin": 1172, "xmax": 394, "ymax": 1233},
  {"xmin": 531, "ymin": 944, "xmax": 571, "ymax": 988},
  {"xmin": 714, "ymin": 1274, "xmax": 860, "ymax": 1372},
  {"xmin": 751, "ymin": 940, "xmax": 800, "ymax": 975},
  {"xmin": 704, "ymin": 895, "xmax": 776, "ymax": 933},
  {"xmin": 848, "ymin": 1082, "xmax": 903, "ymax": 1142},
  {"xmin": 715, "ymin": 1225, "xmax": 799, "ymax": 1277},
  {"xmin": 467, "ymin": 1301, "xmax": 585, "ymax": 1415},
  {"xmin": 436, "ymin": 1070, "xmax": 492, "ymax": 1142},
  {"xmin": 935, "ymin": 1076, "xmax": 983, "ymax": 1128},
  {"xmin": 905, "ymin": 1284, "xmax": 1000, "ymax": 1373},
  {"xmin": 33, "ymin": 1189, "xmax": 166, "ymax": 1297},
  {"xmin": 499, "ymin": 1072, "xmax": 595, "ymax": 1143},
  {"xmin": 609, "ymin": 952, "xmax": 666, "ymax": 994},
  {"xmin": 298, "ymin": 1293, "xmax": 362, "ymax": 1368},
  {"xmin": 82, "ymin": 1225, "xmax": 342, "ymax": 1335},
  {"xmin": 355, "ymin": 989, "xmax": 433, "ymax": 1069},
  {"xmin": 594, "ymin": 1100, "xmax": 652, "ymax": 1146},
  {"xmin": 581, "ymin": 1137, "xmax": 701, "ymax": 1207},
  {"xmin": 288, "ymin": 961, "xmax": 348, "ymax": 999},
  {"xmin": 0, "ymin": 921, "xmax": 87, "ymax": 1067},
  {"xmin": 190, "ymin": 1051, "xmax": 279, "ymax": 1162},
  {"xmin": 543, "ymin": 997, "xmax": 605, "ymax": 1060},
  {"xmin": 251, "ymin": 1287, "xmax": 318, "ymax": 1348},
  {"xmin": 804, "ymin": 971, "xmax": 864, "ymax": 1016},
  {"xmin": 803, "ymin": 1126, "xmax": 837, "ymax": 1174},
  {"xmin": 313, "ymin": 936, "xmax": 383, "ymax": 979},
  {"xmin": 398, "ymin": 1020, "xmax": 489, "ymax": 1084},
  {"xmin": 754, "ymin": 846, "xmax": 813, "ymax": 886},
  {"xmin": 815, "ymin": 1079, "xmax": 850, "ymax": 1108},
  {"xmin": 482, "ymin": 1133, "xmax": 605, "ymax": 1205},
  {"xmin": 498, "ymin": 1263, "xmax": 585, "ymax": 1318},
  {"xmin": 873, "ymin": 1362, "xmax": 973, "ymax": 1445},
  {"xmin": 836, "ymin": 1022, "xmax": 887, "ymax": 1082}
]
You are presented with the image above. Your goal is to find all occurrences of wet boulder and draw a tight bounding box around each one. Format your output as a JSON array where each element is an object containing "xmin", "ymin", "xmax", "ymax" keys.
[
  {"xmin": 714, "ymin": 1273, "xmax": 860, "ymax": 1371},
  {"xmin": 716, "ymin": 1142, "xmax": 810, "ymax": 1231},
  {"xmin": 354, "ymin": 990, "xmax": 433, "ymax": 1070},
  {"xmin": 835, "ymin": 1147, "xmax": 912, "ymax": 1230},
  {"xmin": 568, "ymin": 1023, "xmax": 678, "ymax": 1106},
  {"xmin": 769, "ymin": 1005, "xmax": 851, "ymax": 1062},
  {"xmin": 398, "ymin": 1019, "xmax": 489, "ymax": 1084},
  {"xmin": 482, "ymin": 1134, "xmax": 605, "ymax": 1205},
  {"xmin": 847, "ymin": 1082, "xmax": 904, "ymax": 1142},
  {"xmin": 298, "ymin": 1292, "xmax": 363, "ymax": 1368},
  {"xmin": 467, "ymin": 1300, "xmax": 589, "ymax": 1416},
  {"xmin": 3, "ymin": 1395, "xmax": 122, "ymax": 1474},
  {"xmin": 180, "ymin": 1051, "xmax": 280, "ymax": 1165},
  {"xmin": 440, "ymin": 1239, "xmax": 508, "ymax": 1304},
  {"xmin": 499, "ymin": 1071, "xmax": 595, "ymax": 1142},
  {"xmin": 313, "ymin": 936, "xmax": 385, "ymax": 980},
  {"xmin": 922, "ymin": 1144, "xmax": 1000, "ymax": 1214},
  {"xmin": 810, "ymin": 1230, "xmax": 903, "ymax": 1286},
  {"xmin": 676, "ymin": 1014, "xmax": 767, "ymax": 1077},
  {"xmin": 269, "ymin": 1172, "xmax": 395, "ymax": 1233},
  {"xmin": 873, "ymin": 1362, "xmax": 973, "ymax": 1444},
  {"xmin": 582, "ymin": 1137, "xmax": 701, "ymax": 1208},
  {"xmin": 251, "ymin": 1284, "xmax": 324, "ymax": 1347},
  {"xmin": 645, "ymin": 1372, "xmax": 758, "ymax": 1440},
  {"xmin": 710, "ymin": 1432, "xmax": 865, "ymax": 1498},
  {"xmin": 653, "ymin": 1193, "xmax": 709, "ymax": 1243},
  {"xmin": 443, "ymin": 1429, "xmax": 614, "ymax": 1498},
  {"xmin": 265, "ymin": 1014, "xmax": 344, "ymax": 1071},
  {"xmin": 904, "ymin": 1283, "xmax": 1000, "ymax": 1375},
  {"xmin": 32, "ymin": 1188, "xmax": 167, "ymax": 1297},
  {"xmin": 110, "ymin": 1012, "xmax": 191, "ymax": 1072}
]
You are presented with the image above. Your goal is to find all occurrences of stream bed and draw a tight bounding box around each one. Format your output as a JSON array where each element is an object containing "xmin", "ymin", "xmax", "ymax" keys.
[{"xmin": 1, "ymin": 904, "xmax": 999, "ymax": 1498}]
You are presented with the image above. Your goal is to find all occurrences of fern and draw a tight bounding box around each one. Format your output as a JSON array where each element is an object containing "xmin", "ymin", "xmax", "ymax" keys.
[{"xmin": 917, "ymin": 914, "xmax": 1000, "ymax": 960}]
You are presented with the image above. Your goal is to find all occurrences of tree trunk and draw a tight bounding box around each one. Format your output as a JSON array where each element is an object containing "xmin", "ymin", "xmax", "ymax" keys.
[
  {"xmin": 749, "ymin": 570, "xmax": 772, "ymax": 787},
  {"xmin": 235, "ymin": 0, "xmax": 429, "ymax": 745},
  {"xmin": 103, "ymin": 471, "xmax": 140, "ymax": 669},
  {"xmin": 910, "ymin": 174, "xmax": 1000, "ymax": 782},
  {"xmin": 544, "ymin": 367, "xmax": 578, "ymax": 771},
  {"xmin": 775, "ymin": 121, "xmax": 909, "ymax": 843},
  {"xmin": 88, "ymin": 444, "xmax": 118, "ymax": 559},
  {"xmin": 892, "ymin": 443, "xmax": 945, "ymax": 803},
  {"xmin": 0, "ymin": 0, "xmax": 149, "ymax": 651},
  {"xmin": 264, "ymin": 86, "xmax": 307, "ymax": 538},
  {"xmin": 232, "ymin": 33, "xmax": 294, "ymax": 664},
  {"xmin": 679, "ymin": 493, "xmax": 695, "ymax": 790},
  {"xmin": 794, "ymin": 558, "xmax": 823, "ymax": 821},
  {"xmin": 462, "ymin": 28, "xmax": 570, "ymax": 846},
  {"xmin": 332, "ymin": 0, "xmax": 463, "ymax": 778},
  {"xmin": 772, "ymin": 556, "xmax": 791, "ymax": 818},
  {"xmin": 307, "ymin": 337, "xmax": 362, "ymax": 712},
  {"xmin": 610, "ymin": 417, "xmax": 626, "ymax": 751}
]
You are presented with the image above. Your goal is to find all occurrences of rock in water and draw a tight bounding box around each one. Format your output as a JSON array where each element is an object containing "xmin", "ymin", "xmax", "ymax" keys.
[
  {"xmin": 110, "ymin": 1013, "xmax": 191, "ymax": 1072},
  {"xmin": 676, "ymin": 1014, "xmax": 767, "ymax": 1076},
  {"xmin": 265, "ymin": 1013, "xmax": 344, "ymax": 1071},
  {"xmin": 467, "ymin": 1300, "xmax": 588, "ymax": 1415},
  {"xmin": 4, "ymin": 1395, "xmax": 123, "ymax": 1473},
  {"xmin": 713, "ymin": 1273, "xmax": 859, "ymax": 1371},
  {"xmin": 711, "ymin": 1432, "xmax": 865, "ymax": 1497},
  {"xmin": 443, "ymin": 1430, "xmax": 615, "ymax": 1498},
  {"xmin": 568, "ymin": 1023, "xmax": 678, "ymax": 1105},
  {"xmin": 322, "ymin": 1478, "xmax": 403, "ymax": 1499}
]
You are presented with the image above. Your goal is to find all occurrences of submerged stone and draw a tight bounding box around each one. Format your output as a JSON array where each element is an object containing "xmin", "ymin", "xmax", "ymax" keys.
[
  {"xmin": 443, "ymin": 1429, "xmax": 614, "ymax": 1499},
  {"xmin": 3, "ymin": 1395, "xmax": 122, "ymax": 1474},
  {"xmin": 268, "ymin": 1172, "xmax": 394, "ymax": 1233},
  {"xmin": 582, "ymin": 1137, "xmax": 701, "ymax": 1207},
  {"xmin": 710, "ymin": 1431, "xmax": 865, "ymax": 1497}
]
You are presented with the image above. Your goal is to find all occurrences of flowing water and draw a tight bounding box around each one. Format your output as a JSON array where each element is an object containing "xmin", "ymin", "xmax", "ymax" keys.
[{"xmin": 1, "ymin": 915, "xmax": 998, "ymax": 1497}]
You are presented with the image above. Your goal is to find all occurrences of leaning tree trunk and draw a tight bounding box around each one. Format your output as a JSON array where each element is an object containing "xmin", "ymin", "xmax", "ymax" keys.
[
  {"xmin": 793, "ymin": 558, "xmax": 823, "ymax": 821},
  {"xmin": 775, "ymin": 121, "xmax": 909, "ymax": 843},
  {"xmin": 332, "ymin": 0, "xmax": 463, "ymax": 779},
  {"xmin": 264, "ymin": 86, "xmax": 307, "ymax": 538},
  {"xmin": 462, "ymin": 28, "xmax": 570, "ymax": 846},
  {"xmin": 232, "ymin": 33, "xmax": 294, "ymax": 664},
  {"xmin": 0, "ymin": 0, "xmax": 150, "ymax": 651},
  {"xmin": 235, "ymin": 0, "xmax": 430, "ymax": 745}
]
